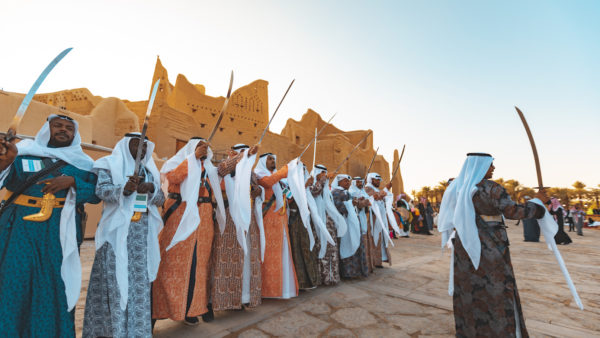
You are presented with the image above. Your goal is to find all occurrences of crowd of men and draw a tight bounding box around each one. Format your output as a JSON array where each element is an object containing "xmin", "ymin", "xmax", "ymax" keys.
[
  {"xmin": 1, "ymin": 113, "xmax": 582, "ymax": 338},
  {"xmin": 0, "ymin": 115, "xmax": 416, "ymax": 337}
]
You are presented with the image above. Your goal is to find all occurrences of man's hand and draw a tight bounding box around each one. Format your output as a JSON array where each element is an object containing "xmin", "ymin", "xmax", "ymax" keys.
[
  {"xmin": 0, "ymin": 137, "xmax": 18, "ymax": 170},
  {"xmin": 251, "ymin": 187, "xmax": 261, "ymax": 199},
  {"xmin": 535, "ymin": 189, "xmax": 550, "ymax": 204},
  {"xmin": 385, "ymin": 182, "xmax": 393, "ymax": 190},
  {"xmin": 137, "ymin": 182, "xmax": 155, "ymax": 194},
  {"xmin": 39, "ymin": 176, "xmax": 75, "ymax": 194},
  {"xmin": 124, "ymin": 176, "xmax": 140, "ymax": 196},
  {"xmin": 352, "ymin": 198, "xmax": 358, "ymax": 206},
  {"xmin": 326, "ymin": 172, "xmax": 336, "ymax": 179},
  {"xmin": 248, "ymin": 144, "xmax": 259, "ymax": 156},
  {"xmin": 195, "ymin": 143, "xmax": 208, "ymax": 159},
  {"xmin": 305, "ymin": 176, "xmax": 314, "ymax": 188}
]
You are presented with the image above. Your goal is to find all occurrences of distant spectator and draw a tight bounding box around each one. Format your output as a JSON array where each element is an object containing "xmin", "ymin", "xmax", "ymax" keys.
[
  {"xmin": 572, "ymin": 205, "xmax": 585, "ymax": 236},
  {"xmin": 548, "ymin": 198, "xmax": 572, "ymax": 245},
  {"xmin": 522, "ymin": 196, "xmax": 540, "ymax": 242}
]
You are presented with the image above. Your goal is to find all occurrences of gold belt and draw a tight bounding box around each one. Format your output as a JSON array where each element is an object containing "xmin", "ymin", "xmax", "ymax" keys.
[
  {"xmin": 480, "ymin": 214, "xmax": 502, "ymax": 222},
  {"xmin": 3, "ymin": 191, "xmax": 66, "ymax": 209}
]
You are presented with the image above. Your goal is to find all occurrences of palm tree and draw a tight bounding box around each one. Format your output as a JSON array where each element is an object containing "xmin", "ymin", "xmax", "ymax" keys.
[
  {"xmin": 588, "ymin": 187, "xmax": 600, "ymax": 212},
  {"xmin": 572, "ymin": 181, "xmax": 587, "ymax": 205},
  {"xmin": 548, "ymin": 187, "xmax": 572, "ymax": 207},
  {"xmin": 504, "ymin": 179, "xmax": 523, "ymax": 201},
  {"xmin": 518, "ymin": 187, "xmax": 536, "ymax": 203}
]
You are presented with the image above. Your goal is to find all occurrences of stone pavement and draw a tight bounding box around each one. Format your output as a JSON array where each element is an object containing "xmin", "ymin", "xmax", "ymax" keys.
[{"xmin": 75, "ymin": 222, "xmax": 600, "ymax": 337}]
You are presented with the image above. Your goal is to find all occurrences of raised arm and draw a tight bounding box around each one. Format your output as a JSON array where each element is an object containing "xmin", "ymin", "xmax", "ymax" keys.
[
  {"xmin": 218, "ymin": 152, "xmax": 244, "ymax": 177},
  {"xmin": 257, "ymin": 165, "xmax": 288, "ymax": 189},
  {"xmin": 490, "ymin": 184, "xmax": 545, "ymax": 220},
  {"xmin": 309, "ymin": 176, "xmax": 326, "ymax": 196},
  {"xmin": 165, "ymin": 159, "xmax": 189, "ymax": 185}
]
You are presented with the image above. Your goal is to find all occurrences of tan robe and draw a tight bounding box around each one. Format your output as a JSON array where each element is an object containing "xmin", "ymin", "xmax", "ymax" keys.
[{"xmin": 257, "ymin": 165, "xmax": 299, "ymax": 298}]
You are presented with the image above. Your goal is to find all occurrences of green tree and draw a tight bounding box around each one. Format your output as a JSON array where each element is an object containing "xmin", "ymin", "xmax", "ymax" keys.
[
  {"xmin": 572, "ymin": 181, "xmax": 587, "ymax": 204},
  {"xmin": 504, "ymin": 179, "xmax": 523, "ymax": 201},
  {"xmin": 547, "ymin": 187, "xmax": 572, "ymax": 207}
]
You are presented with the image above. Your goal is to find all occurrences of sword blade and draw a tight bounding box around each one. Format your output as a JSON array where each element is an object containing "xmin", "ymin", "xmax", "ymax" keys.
[
  {"xmin": 207, "ymin": 71, "xmax": 234, "ymax": 142},
  {"xmin": 312, "ymin": 127, "xmax": 317, "ymax": 169},
  {"xmin": 332, "ymin": 130, "xmax": 372, "ymax": 174},
  {"xmin": 298, "ymin": 113, "xmax": 336, "ymax": 159},
  {"xmin": 515, "ymin": 106, "xmax": 544, "ymax": 189},
  {"xmin": 133, "ymin": 78, "xmax": 160, "ymax": 174},
  {"xmin": 258, "ymin": 79, "xmax": 295, "ymax": 144},
  {"xmin": 364, "ymin": 147, "xmax": 379, "ymax": 179},
  {"xmin": 390, "ymin": 144, "xmax": 406, "ymax": 179},
  {"xmin": 7, "ymin": 48, "xmax": 73, "ymax": 139}
]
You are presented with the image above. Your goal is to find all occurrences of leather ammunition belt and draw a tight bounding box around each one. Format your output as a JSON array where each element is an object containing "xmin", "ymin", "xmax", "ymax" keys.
[
  {"xmin": 2, "ymin": 191, "xmax": 65, "ymax": 209},
  {"xmin": 480, "ymin": 214, "xmax": 502, "ymax": 223},
  {"xmin": 167, "ymin": 193, "xmax": 219, "ymax": 205}
]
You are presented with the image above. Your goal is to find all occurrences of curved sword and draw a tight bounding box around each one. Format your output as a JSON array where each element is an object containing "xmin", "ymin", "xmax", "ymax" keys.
[
  {"xmin": 207, "ymin": 71, "xmax": 234, "ymax": 142},
  {"xmin": 133, "ymin": 78, "xmax": 160, "ymax": 175},
  {"xmin": 258, "ymin": 79, "xmax": 295, "ymax": 144},
  {"xmin": 515, "ymin": 106, "xmax": 544, "ymax": 189},
  {"xmin": 515, "ymin": 106, "xmax": 583, "ymax": 310},
  {"xmin": 6, "ymin": 48, "xmax": 73, "ymax": 142}
]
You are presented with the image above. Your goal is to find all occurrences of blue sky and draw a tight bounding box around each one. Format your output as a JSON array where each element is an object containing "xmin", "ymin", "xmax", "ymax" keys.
[{"xmin": 1, "ymin": 0, "xmax": 598, "ymax": 192}]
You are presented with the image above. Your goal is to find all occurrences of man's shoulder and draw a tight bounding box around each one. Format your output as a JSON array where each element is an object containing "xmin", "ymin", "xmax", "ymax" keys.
[{"xmin": 479, "ymin": 179, "xmax": 502, "ymax": 190}]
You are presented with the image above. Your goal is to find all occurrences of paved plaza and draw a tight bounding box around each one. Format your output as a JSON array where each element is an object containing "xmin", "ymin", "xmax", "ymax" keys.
[{"xmin": 75, "ymin": 221, "xmax": 600, "ymax": 337}]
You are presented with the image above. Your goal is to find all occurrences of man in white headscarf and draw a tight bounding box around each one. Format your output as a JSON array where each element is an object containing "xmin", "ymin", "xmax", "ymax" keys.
[
  {"xmin": 0, "ymin": 114, "xmax": 100, "ymax": 337},
  {"xmin": 210, "ymin": 143, "xmax": 264, "ymax": 312},
  {"xmin": 287, "ymin": 164, "xmax": 323, "ymax": 290},
  {"xmin": 254, "ymin": 152, "xmax": 298, "ymax": 298},
  {"xmin": 437, "ymin": 153, "xmax": 548, "ymax": 337},
  {"xmin": 349, "ymin": 176, "xmax": 375, "ymax": 273},
  {"xmin": 83, "ymin": 133, "xmax": 164, "ymax": 337},
  {"xmin": 311, "ymin": 164, "xmax": 347, "ymax": 285},
  {"xmin": 364, "ymin": 173, "xmax": 395, "ymax": 267},
  {"xmin": 152, "ymin": 137, "xmax": 233, "ymax": 325},
  {"xmin": 332, "ymin": 175, "xmax": 369, "ymax": 279}
]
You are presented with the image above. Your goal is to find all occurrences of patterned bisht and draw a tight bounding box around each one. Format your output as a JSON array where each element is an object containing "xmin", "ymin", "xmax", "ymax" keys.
[
  {"xmin": 152, "ymin": 156, "xmax": 236, "ymax": 320},
  {"xmin": 332, "ymin": 189, "xmax": 368, "ymax": 279},
  {"xmin": 211, "ymin": 161, "xmax": 262, "ymax": 311},
  {"xmin": 364, "ymin": 186, "xmax": 391, "ymax": 267},
  {"xmin": 0, "ymin": 155, "xmax": 99, "ymax": 337},
  {"xmin": 363, "ymin": 210, "xmax": 375, "ymax": 273},
  {"xmin": 288, "ymin": 198, "xmax": 321, "ymax": 289},
  {"xmin": 257, "ymin": 165, "xmax": 299, "ymax": 298},
  {"xmin": 319, "ymin": 215, "xmax": 341, "ymax": 285},
  {"xmin": 83, "ymin": 168, "xmax": 165, "ymax": 338},
  {"xmin": 452, "ymin": 179, "xmax": 545, "ymax": 338}
]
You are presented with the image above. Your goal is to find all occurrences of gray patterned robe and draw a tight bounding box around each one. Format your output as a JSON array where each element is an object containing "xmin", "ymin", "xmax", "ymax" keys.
[
  {"xmin": 82, "ymin": 168, "xmax": 165, "ymax": 338},
  {"xmin": 452, "ymin": 179, "xmax": 544, "ymax": 338}
]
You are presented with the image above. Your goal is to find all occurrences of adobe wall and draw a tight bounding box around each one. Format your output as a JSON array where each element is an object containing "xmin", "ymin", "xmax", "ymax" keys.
[{"xmin": 0, "ymin": 56, "xmax": 401, "ymax": 239}]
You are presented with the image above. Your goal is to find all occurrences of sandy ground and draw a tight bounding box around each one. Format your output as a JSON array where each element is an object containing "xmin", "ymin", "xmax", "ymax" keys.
[{"xmin": 75, "ymin": 221, "xmax": 600, "ymax": 337}]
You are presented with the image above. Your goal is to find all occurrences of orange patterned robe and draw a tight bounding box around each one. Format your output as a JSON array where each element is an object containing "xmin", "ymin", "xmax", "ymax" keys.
[
  {"xmin": 257, "ymin": 165, "xmax": 299, "ymax": 298},
  {"xmin": 152, "ymin": 159, "xmax": 215, "ymax": 320}
]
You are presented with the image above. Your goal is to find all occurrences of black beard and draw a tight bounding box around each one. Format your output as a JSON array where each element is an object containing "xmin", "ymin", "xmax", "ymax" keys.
[{"xmin": 48, "ymin": 136, "xmax": 73, "ymax": 148}]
